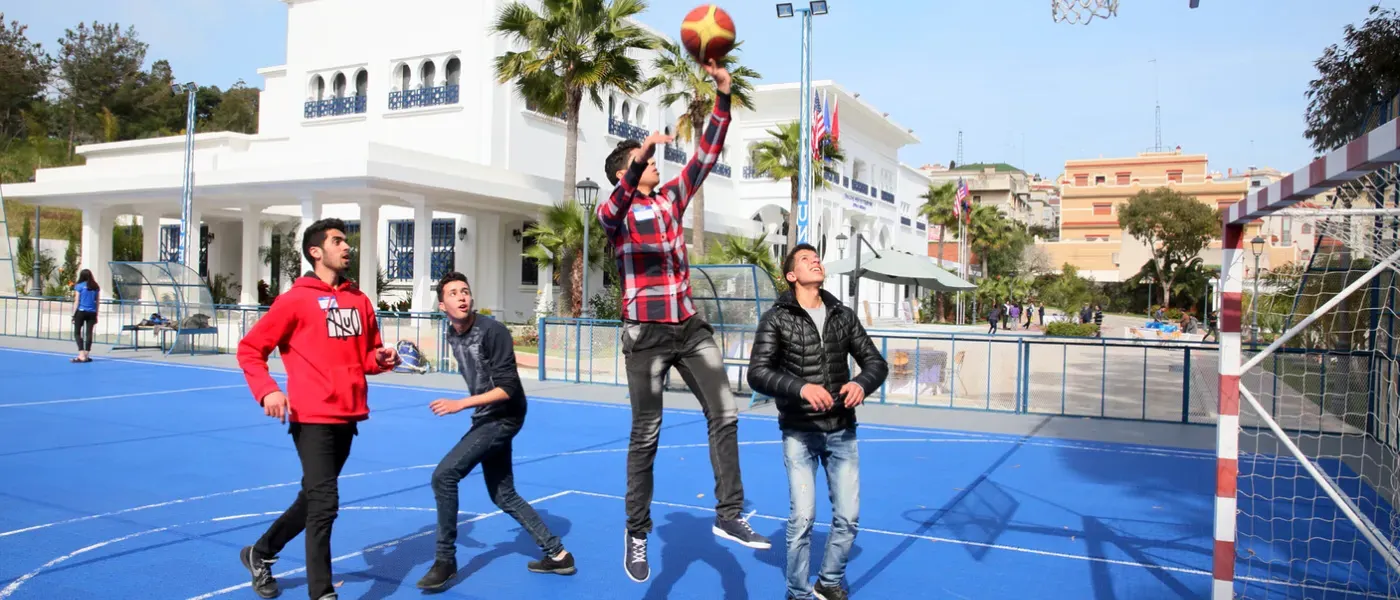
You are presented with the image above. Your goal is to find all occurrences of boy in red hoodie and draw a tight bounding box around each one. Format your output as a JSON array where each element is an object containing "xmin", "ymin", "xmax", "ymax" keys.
[{"xmin": 236, "ymin": 217, "xmax": 399, "ymax": 600}]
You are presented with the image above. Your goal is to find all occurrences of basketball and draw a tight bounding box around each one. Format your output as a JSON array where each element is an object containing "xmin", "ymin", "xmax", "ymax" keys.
[{"xmin": 680, "ymin": 5, "xmax": 736, "ymax": 65}]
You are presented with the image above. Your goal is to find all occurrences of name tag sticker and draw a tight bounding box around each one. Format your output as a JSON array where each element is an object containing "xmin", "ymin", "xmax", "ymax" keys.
[
  {"xmin": 326, "ymin": 308, "xmax": 362, "ymax": 339},
  {"xmin": 318, "ymin": 295, "xmax": 339, "ymax": 310},
  {"xmin": 633, "ymin": 206, "xmax": 656, "ymax": 221}
]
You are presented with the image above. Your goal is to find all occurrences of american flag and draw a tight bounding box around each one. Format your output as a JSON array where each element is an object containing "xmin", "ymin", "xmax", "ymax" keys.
[
  {"xmin": 955, "ymin": 178, "xmax": 972, "ymax": 223},
  {"xmin": 812, "ymin": 91, "xmax": 826, "ymax": 156}
]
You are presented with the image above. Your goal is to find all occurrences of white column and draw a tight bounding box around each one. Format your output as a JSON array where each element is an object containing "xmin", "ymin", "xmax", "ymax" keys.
[
  {"xmin": 240, "ymin": 205, "xmax": 262, "ymax": 305},
  {"xmin": 410, "ymin": 201, "xmax": 433, "ymax": 312},
  {"xmin": 475, "ymin": 213, "xmax": 502, "ymax": 314},
  {"xmin": 141, "ymin": 210, "xmax": 162, "ymax": 261},
  {"xmin": 184, "ymin": 205, "xmax": 201, "ymax": 273},
  {"xmin": 358, "ymin": 200, "xmax": 379, "ymax": 305},
  {"xmin": 298, "ymin": 196, "xmax": 323, "ymax": 274},
  {"xmin": 80, "ymin": 206, "xmax": 114, "ymax": 293},
  {"xmin": 454, "ymin": 213, "xmax": 476, "ymax": 277}
]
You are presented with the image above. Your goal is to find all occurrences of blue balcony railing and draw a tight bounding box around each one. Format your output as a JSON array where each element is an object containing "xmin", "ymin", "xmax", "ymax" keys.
[
  {"xmin": 823, "ymin": 168, "xmax": 841, "ymax": 183},
  {"xmin": 304, "ymin": 95, "xmax": 367, "ymax": 119},
  {"xmin": 743, "ymin": 166, "xmax": 760, "ymax": 179},
  {"xmin": 713, "ymin": 163, "xmax": 732, "ymax": 178},
  {"xmin": 882, "ymin": 190, "xmax": 896, "ymax": 203},
  {"xmin": 916, "ymin": 222, "xmax": 927, "ymax": 231},
  {"xmin": 608, "ymin": 118, "xmax": 647, "ymax": 141},
  {"xmin": 851, "ymin": 179, "xmax": 870, "ymax": 195},
  {"xmin": 664, "ymin": 144, "xmax": 686, "ymax": 164},
  {"xmin": 900, "ymin": 217, "xmax": 912, "ymax": 227},
  {"xmin": 388, "ymin": 84, "xmax": 460, "ymax": 110}
]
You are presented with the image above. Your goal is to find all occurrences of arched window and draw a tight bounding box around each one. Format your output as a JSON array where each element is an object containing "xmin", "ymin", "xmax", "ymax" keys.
[
  {"xmin": 354, "ymin": 69, "xmax": 368, "ymax": 97},
  {"xmin": 621, "ymin": 101, "xmax": 631, "ymax": 124},
  {"xmin": 309, "ymin": 75, "xmax": 325, "ymax": 100},
  {"xmin": 635, "ymin": 104, "xmax": 645, "ymax": 125},
  {"xmin": 396, "ymin": 63, "xmax": 410, "ymax": 91},
  {"xmin": 445, "ymin": 57, "xmax": 461, "ymax": 86},
  {"xmin": 332, "ymin": 72, "xmax": 347, "ymax": 98},
  {"xmin": 420, "ymin": 60, "xmax": 436, "ymax": 89},
  {"xmin": 608, "ymin": 95, "xmax": 616, "ymax": 119}
]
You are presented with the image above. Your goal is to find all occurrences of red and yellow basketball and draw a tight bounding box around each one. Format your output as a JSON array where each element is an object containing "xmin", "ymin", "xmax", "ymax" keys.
[{"xmin": 680, "ymin": 4, "xmax": 736, "ymax": 65}]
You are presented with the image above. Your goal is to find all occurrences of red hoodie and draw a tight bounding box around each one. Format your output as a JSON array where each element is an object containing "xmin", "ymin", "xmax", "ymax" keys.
[{"xmin": 237, "ymin": 274, "xmax": 389, "ymax": 424}]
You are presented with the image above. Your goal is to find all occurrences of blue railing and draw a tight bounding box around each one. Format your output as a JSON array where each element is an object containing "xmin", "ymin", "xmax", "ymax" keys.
[
  {"xmin": 900, "ymin": 217, "xmax": 912, "ymax": 227},
  {"xmin": 916, "ymin": 222, "xmax": 927, "ymax": 231},
  {"xmin": 713, "ymin": 163, "xmax": 732, "ymax": 178},
  {"xmin": 881, "ymin": 190, "xmax": 896, "ymax": 203},
  {"xmin": 851, "ymin": 179, "xmax": 870, "ymax": 195},
  {"xmin": 664, "ymin": 144, "xmax": 686, "ymax": 164},
  {"xmin": 304, "ymin": 95, "xmax": 368, "ymax": 119},
  {"xmin": 608, "ymin": 118, "xmax": 647, "ymax": 141},
  {"xmin": 743, "ymin": 166, "xmax": 762, "ymax": 180},
  {"xmin": 823, "ymin": 168, "xmax": 841, "ymax": 183},
  {"xmin": 389, "ymin": 85, "xmax": 460, "ymax": 110}
]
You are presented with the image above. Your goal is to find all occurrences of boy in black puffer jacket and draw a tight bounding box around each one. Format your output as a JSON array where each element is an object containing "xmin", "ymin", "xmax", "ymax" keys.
[{"xmin": 747, "ymin": 243, "xmax": 888, "ymax": 600}]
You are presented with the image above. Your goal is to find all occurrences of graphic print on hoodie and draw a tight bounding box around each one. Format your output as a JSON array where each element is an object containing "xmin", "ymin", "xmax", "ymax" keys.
[{"xmin": 237, "ymin": 274, "xmax": 389, "ymax": 424}]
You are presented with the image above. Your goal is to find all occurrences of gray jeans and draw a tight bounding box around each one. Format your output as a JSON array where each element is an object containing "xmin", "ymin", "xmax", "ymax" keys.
[{"xmin": 621, "ymin": 316, "xmax": 744, "ymax": 533}]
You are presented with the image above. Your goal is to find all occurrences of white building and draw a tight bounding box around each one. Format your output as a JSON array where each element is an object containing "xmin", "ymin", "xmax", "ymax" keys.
[{"xmin": 1, "ymin": 0, "xmax": 930, "ymax": 322}]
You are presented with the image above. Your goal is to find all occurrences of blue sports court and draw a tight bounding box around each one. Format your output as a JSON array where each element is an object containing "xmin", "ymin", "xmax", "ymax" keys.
[{"xmin": 0, "ymin": 344, "xmax": 1393, "ymax": 599}]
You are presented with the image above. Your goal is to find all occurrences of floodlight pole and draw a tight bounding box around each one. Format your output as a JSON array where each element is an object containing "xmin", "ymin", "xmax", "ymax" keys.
[
  {"xmin": 32, "ymin": 205, "xmax": 40, "ymax": 296},
  {"xmin": 778, "ymin": 3, "xmax": 825, "ymax": 246},
  {"xmin": 175, "ymin": 83, "xmax": 197, "ymax": 268}
]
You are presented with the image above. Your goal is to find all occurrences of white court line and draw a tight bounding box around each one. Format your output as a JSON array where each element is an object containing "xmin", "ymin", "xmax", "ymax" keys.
[
  {"xmin": 0, "ymin": 385, "xmax": 246, "ymax": 408},
  {"xmin": 184, "ymin": 491, "xmax": 573, "ymax": 600},
  {"xmin": 563, "ymin": 490, "xmax": 1376, "ymax": 598},
  {"xmin": 0, "ymin": 505, "xmax": 502, "ymax": 600}
]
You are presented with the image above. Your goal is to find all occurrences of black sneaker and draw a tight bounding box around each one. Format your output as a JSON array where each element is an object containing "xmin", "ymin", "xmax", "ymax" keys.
[
  {"xmin": 239, "ymin": 546, "xmax": 280, "ymax": 599},
  {"xmin": 712, "ymin": 517, "xmax": 771, "ymax": 549},
  {"xmin": 315, "ymin": 595, "xmax": 338, "ymax": 600},
  {"xmin": 814, "ymin": 582, "xmax": 848, "ymax": 600},
  {"xmin": 528, "ymin": 550, "xmax": 577, "ymax": 575},
  {"xmin": 415, "ymin": 558, "xmax": 457, "ymax": 591},
  {"xmin": 623, "ymin": 530, "xmax": 650, "ymax": 582}
]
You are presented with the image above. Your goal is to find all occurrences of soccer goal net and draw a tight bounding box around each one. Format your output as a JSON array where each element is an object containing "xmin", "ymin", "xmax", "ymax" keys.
[{"xmin": 1219, "ymin": 159, "xmax": 1400, "ymax": 599}]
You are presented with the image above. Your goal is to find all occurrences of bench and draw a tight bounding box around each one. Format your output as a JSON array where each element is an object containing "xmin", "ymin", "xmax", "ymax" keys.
[{"xmin": 113, "ymin": 324, "xmax": 218, "ymax": 354}]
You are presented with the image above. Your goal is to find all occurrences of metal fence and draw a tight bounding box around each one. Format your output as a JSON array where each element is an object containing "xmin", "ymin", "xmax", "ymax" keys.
[{"xmin": 538, "ymin": 317, "xmax": 1224, "ymax": 425}]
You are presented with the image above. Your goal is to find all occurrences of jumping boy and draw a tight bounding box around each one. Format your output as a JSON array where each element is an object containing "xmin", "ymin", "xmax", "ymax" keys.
[
  {"xmin": 597, "ymin": 59, "xmax": 769, "ymax": 583},
  {"xmin": 236, "ymin": 217, "xmax": 399, "ymax": 600},
  {"xmin": 414, "ymin": 272, "xmax": 574, "ymax": 591},
  {"xmin": 748, "ymin": 244, "xmax": 888, "ymax": 600}
]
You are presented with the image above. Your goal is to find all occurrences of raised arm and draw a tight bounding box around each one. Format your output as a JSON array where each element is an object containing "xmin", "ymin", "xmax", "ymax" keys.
[
  {"xmin": 659, "ymin": 62, "xmax": 732, "ymax": 218},
  {"xmin": 598, "ymin": 131, "xmax": 675, "ymax": 239}
]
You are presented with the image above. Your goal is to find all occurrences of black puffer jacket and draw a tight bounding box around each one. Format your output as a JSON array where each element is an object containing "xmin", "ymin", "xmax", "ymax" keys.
[{"xmin": 747, "ymin": 288, "xmax": 888, "ymax": 432}]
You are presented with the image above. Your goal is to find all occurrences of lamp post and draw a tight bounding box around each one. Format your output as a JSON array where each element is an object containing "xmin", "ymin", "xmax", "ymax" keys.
[
  {"xmin": 576, "ymin": 178, "xmax": 600, "ymax": 317},
  {"xmin": 835, "ymin": 232, "xmax": 847, "ymax": 304},
  {"xmin": 172, "ymin": 82, "xmax": 197, "ymax": 268},
  {"xmin": 1250, "ymin": 235, "xmax": 1265, "ymax": 345},
  {"xmin": 776, "ymin": 1, "xmax": 828, "ymax": 246}
]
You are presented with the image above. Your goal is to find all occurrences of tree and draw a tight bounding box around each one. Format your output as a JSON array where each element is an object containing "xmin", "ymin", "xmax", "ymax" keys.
[
  {"xmin": 918, "ymin": 181, "xmax": 957, "ymax": 320},
  {"xmin": 1040, "ymin": 264, "xmax": 1095, "ymax": 315},
  {"xmin": 207, "ymin": 80, "xmax": 259, "ymax": 134},
  {"xmin": 642, "ymin": 39, "xmax": 760, "ymax": 254},
  {"xmin": 54, "ymin": 22, "xmax": 149, "ymax": 155},
  {"xmin": 1304, "ymin": 4, "xmax": 1400, "ymax": 152},
  {"xmin": 748, "ymin": 121, "xmax": 844, "ymax": 250},
  {"xmin": 0, "ymin": 15, "xmax": 51, "ymax": 144},
  {"xmin": 493, "ymin": 0, "xmax": 655, "ymax": 207},
  {"xmin": 522, "ymin": 199, "xmax": 609, "ymax": 317},
  {"xmin": 1117, "ymin": 187, "xmax": 1218, "ymax": 307}
]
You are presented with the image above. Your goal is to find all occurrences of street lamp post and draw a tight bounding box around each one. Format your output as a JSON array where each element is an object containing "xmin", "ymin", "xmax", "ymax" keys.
[
  {"xmin": 835, "ymin": 232, "xmax": 847, "ymax": 304},
  {"xmin": 576, "ymin": 178, "xmax": 600, "ymax": 317},
  {"xmin": 776, "ymin": 1, "xmax": 828, "ymax": 246},
  {"xmin": 1250, "ymin": 235, "xmax": 1265, "ymax": 345},
  {"xmin": 172, "ymin": 82, "xmax": 197, "ymax": 268}
]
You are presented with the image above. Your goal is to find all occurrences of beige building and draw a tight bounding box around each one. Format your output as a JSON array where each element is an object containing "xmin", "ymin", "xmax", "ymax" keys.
[
  {"xmin": 920, "ymin": 163, "xmax": 1036, "ymax": 226},
  {"xmin": 1038, "ymin": 148, "xmax": 1295, "ymax": 282}
]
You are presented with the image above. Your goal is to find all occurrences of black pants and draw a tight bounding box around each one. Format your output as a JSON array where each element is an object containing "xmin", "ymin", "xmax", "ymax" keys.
[
  {"xmin": 73, "ymin": 311, "xmax": 96, "ymax": 351},
  {"xmin": 621, "ymin": 316, "xmax": 743, "ymax": 534},
  {"xmin": 431, "ymin": 416, "xmax": 564, "ymax": 560},
  {"xmin": 255, "ymin": 423, "xmax": 356, "ymax": 599}
]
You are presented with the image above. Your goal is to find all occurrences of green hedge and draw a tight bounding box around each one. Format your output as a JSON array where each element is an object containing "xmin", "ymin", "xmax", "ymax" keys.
[{"xmin": 1044, "ymin": 322, "xmax": 1100, "ymax": 337}]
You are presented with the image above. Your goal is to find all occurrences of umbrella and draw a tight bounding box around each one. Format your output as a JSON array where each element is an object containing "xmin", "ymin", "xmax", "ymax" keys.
[{"xmin": 824, "ymin": 249, "xmax": 975, "ymax": 292}]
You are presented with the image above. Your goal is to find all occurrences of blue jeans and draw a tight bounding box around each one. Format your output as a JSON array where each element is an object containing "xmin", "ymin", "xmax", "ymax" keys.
[
  {"xmin": 783, "ymin": 427, "xmax": 860, "ymax": 599},
  {"xmin": 431, "ymin": 417, "xmax": 564, "ymax": 560}
]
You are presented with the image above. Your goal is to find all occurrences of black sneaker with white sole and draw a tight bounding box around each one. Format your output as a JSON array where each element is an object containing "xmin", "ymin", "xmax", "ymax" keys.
[
  {"xmin": 814, "ymin": 581, "xmax": 849, "ymax": 600},
  {"xmin": 712, "ymin": 517, "xmax": 772, "ymax": 549},
  {"xmin": 623, "ymin": 530, "xmax": 650, "ymax": 582},
  {"xmin": 528, "ymin": 550, "xmax": 577, "ymax": 575},
  {"xmin": 239, "ymin": 546, "xmax": 280, "ymax": 599}
]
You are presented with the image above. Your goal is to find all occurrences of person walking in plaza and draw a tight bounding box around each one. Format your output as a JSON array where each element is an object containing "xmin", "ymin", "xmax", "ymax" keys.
[
  {"xmin": 415, "ymin": 272, "xmax": 575, "ymax": 591},
  {"xmin": 235, "ymin": 218, "xmax": 400, "ymax": 600},
  {"xmin": 597, "ymin": 59, "xmax": 770, "ymax": 584},
  {"xmin": 71, "ymin": 269, "xmax": 100, "ymax": 363},
  {"xmin": 748, "ymin": 243, "xmax": 888, "ymax": 600},
  {"xmin": 987, "ymin": 304, "xmax": 1002, "ymax": 334}
]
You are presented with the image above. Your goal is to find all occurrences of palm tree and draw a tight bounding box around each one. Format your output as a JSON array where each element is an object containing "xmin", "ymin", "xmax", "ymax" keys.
[
  {"xmin": 966, "ymin": 204, "xmax": 1007, "ymax": 278},
  {"xmin": 522, "ymin": 199, "xmax": 610, "ymax": 317},
  {"xmin": 493, "ymin": 0, "xmax": 655, "ymax": 206},
  {"xmin": 642, "ymin": 40, "xmax": 762, "ymax": 254},
  {"xmin": 918, "ymin": 181, "xmax": 957, "ymax": 320},
  {"xmin": 693, "ymin": 233, "xmax": 781, "ymax": 287},
  {"xmin": 749, "ymin": 121, "xmax": 845, "ymax": 250}
]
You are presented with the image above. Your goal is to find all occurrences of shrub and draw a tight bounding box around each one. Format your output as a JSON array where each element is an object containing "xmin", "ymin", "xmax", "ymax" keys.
[{"xmin": 1044, "ymin": 321, "xmax": 1100, "ymax": 337}]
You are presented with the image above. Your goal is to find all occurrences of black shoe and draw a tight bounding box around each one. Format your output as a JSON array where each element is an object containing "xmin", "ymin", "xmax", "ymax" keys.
[
  {"xmin": 415, "ymin": 558, "xmax": 457, "ymax": 591},
  {"xmin": 814, "ymin": 582, "xmax": 848, "ymax": 600},
  {"xmin": 712, "ymin": 517, "xmax": 772, "ymax": 549},
  {"xmin": 239, "ymin": 546, "xmax": 280, "ymax": 599},
  {"xmin": 315, "ymin": 595, "xmax": 338, "ymax": 600},
  {"xmin": 528, "ymin": 550, "xmax": 577, "ymax": 575},
  {"xmin": 623, "ymin": 530, "xmax": 650, "ymax": 582}
]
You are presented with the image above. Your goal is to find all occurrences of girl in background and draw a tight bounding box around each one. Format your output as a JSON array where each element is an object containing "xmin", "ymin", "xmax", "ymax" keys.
[{"xmin": 72, "ymin": 269, "xmax": 99, "ymax": 363}]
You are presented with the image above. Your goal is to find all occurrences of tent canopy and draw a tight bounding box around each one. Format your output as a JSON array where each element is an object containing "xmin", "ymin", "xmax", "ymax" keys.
[{"xmin": 823, "ymin": 249, "xmax": 975, "ymax": 292}]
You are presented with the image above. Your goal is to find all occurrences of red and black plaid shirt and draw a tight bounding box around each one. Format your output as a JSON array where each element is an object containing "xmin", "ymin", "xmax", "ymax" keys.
[{"xmin": 598, "ymin": 92, "xmax": 731, "ymax": 323}]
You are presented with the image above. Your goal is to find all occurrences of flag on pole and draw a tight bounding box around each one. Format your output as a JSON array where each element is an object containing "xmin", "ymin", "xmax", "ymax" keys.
[
  {"xmin": 830, "ymin": 94, "xmax": 840, "ymax": 144},
  {"xmin": 812, "ymin": 90, "xmax": 827, "ymax": 156}
]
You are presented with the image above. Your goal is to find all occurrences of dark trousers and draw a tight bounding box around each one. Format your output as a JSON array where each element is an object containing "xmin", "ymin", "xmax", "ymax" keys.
[
  {"xmin": 73, "ymin": 311, "xmax": 96, "ymax": 351},
  {"xmin": 431, "ymin": 416, "xmax": 564, "ymax": 560},
  {"xmin": 621, "ymin": 316, "xmax": 743, "ymax": 534},
  {"xmin": 255, "ymin": 423, "xmax": 356, "ymax": 599}
]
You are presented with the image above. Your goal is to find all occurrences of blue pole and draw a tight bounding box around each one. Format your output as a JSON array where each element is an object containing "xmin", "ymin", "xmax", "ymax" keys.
[
  {"xmin": 178, "ymin": 85, "xmax": 196, "ymax": 267},
  {"xmin": 795, "ymin": 9, "xmax": 811, "ymax": 245}
]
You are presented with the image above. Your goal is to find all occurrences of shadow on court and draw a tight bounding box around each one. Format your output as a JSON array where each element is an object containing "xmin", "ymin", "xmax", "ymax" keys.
[{"xmin": 642, "ymin": 511, "xmax": 749, "ymax": 600}]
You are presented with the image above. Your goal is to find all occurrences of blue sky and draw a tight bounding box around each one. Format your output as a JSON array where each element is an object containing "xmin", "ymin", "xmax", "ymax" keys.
[{"xmin": 6, "ymin": 0, "xmax": 1388, "ymax": 179}]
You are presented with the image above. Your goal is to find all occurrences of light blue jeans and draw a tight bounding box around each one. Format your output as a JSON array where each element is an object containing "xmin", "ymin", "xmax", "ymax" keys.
[{"xmin": 783, "ymin": 427, "xmax": 859, "ymax": 599}]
